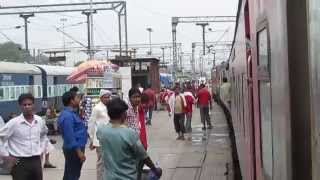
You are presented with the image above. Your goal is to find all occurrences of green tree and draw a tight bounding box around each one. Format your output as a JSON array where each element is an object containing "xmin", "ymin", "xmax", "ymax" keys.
[{"xmin": 0, "ymin": 41, "xmax": 32, "ymax": 63}]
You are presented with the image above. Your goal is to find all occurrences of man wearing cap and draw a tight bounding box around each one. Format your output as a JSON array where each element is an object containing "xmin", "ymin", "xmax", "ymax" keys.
[{"xmin": 88, "ymin": 89, "xmax": 112, "ymax": 180}]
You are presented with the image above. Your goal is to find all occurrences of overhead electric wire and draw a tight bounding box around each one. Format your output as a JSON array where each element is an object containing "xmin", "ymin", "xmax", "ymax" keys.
[
  {"xmin": 0, "ymin": 30, "xmax": 14, "ymax": 42},
  {"xmin": 94, "ymin": 23, "xmax": 116, "ymax": 44},
  {"xmin": 93, "ymin": 26, "xmax": 109, "ymax": 45}
]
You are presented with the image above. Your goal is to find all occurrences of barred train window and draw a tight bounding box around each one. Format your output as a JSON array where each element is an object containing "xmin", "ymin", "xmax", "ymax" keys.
[
  {"xmin": 0, "ymin": 88, "xmax": 3, "ymax": 100},
  {"xmin": 38, "ymin": 86, "xmax": 41, "ymax": 98},
  {"xmin": 10, "ymin": 87, "xmax": 15, "ymax": 100},
  {"xmin": 4, "ymin": 87, "xmax": 9, "ymax": 100},
  {"xmin": 258, "ymin": 28, "xmax": 273, "ymax": 180},
  {"xmin": 16, "ymin": 87, "xmax": 20, "ymax": 99}
]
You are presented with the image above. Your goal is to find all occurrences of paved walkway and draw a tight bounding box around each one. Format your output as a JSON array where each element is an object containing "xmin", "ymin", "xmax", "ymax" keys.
[
  {"xmin": 147, "ymin": 103, "xmax": 233, "ymax": 180},
  {"xmin": 0, "ymin": 103, "xmax": 233, "ymax": 180}
]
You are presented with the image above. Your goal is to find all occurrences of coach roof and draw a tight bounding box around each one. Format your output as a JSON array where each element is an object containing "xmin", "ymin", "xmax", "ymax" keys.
[
  {"xmin": 36, "ymin": 65, "xmax": 74, "ymax": 76},
  {"xmin": 0, "ymin": 61, "xmax": 41, "ymax": 74}
]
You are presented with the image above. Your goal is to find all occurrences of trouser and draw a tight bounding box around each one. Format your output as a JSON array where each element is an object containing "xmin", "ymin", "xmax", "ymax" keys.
[
  {"xmin": 63, "ymin": 149, "xmax": 84, "ymax": 180},
  {"xmin": 185, "ymin": 112, "xmax": 192, "ymax": 133},
  {"xmin": 174, "ymin": 113, "xmax": 185, "ymax": 134},
  {"xmin": 96, "ymin": 147, "xmax": 104, "ymax": 180},
  {"xmin": 11, "ymin": 156, "xmax": 42, "ymax": 180},
  {"xmin": 200, "ymin": 105, "xmax": 212, "ymax": 127},
  {"xmin": 146, "ymin": 107, "xmax": 154, "ymax": 124}
]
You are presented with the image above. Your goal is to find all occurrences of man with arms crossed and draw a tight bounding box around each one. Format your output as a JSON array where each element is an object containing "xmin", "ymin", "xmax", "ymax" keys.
[{"xmin": 0, "ymin": 93, "xmax": 48, "ymax": 180}]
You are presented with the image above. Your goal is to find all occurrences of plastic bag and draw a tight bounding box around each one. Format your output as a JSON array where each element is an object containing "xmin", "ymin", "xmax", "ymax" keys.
[
  {"xmin": 147, "ymin": 170, "xmax": 160, "ymax": 180},
  {"xmin": 147, "ymin": 162, "xmax": 160, "ymax": 180}
]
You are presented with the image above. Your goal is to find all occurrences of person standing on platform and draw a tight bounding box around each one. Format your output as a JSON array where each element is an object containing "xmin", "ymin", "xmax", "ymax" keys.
[
  {"xmin": 58, "ymin": 91, "xmax": 87, "ymax": 180},
  {"xmin": 126, "ymin": 88, "xmax": 148, "ymax": 180},
  {"xmin": 184, "ymin": 87, "xmax": 196, "ymax": 133},
  {"xmin": 126, "ymin": 88, "xmax": 148, "ymax": 150},
  {"xmin": 97, "ymin": 98, "xmax": 162, "ymax": 180},
  {"xmin": 197, "ymin": 84, "xmax": 213, "ymax": 130},
  {"xmin": 0, "ymin": 93, "xmax": 48, "ymax": 180},
  {"xmin": 88, "ymin": 89, "xmax": 112, "ymax": 180},
  {"xmin": 0, "ymin": 114, "xmax": 8, "ymax": 175},
  {"xmin": 143, "ymin": 85, "xmax": 156, "ymax": 125},
  {"xmin": 168, "ymin": 85, "xmax": 187, "ymax": 140}
]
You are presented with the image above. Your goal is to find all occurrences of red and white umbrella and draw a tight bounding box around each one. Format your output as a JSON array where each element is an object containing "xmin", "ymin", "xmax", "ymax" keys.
[{"xmin": 67, "ymin": 60, "xmax": 119, "ymax": 83}]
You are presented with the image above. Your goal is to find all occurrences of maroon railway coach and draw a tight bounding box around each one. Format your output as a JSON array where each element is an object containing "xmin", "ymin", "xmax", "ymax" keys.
[{"xmin": 228, "ymin": 0, "xmax": 320, "ymax": 180}]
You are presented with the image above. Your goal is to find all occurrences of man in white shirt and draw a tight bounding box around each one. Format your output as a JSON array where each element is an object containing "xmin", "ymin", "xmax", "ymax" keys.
[
  {"xmin": 88, "ymin": 89, "xmax": 111, "ymax": 180},
  {"xmin": 0, "ymin": 114, "xmax": 9, "ymax": 175},
  {"xmin": 167, "ymin": 85, "xmax": 187, "ymax": 140},
  {"xmin": 0, "ymin": 93, "xmax": 48, "ymax": 180}
]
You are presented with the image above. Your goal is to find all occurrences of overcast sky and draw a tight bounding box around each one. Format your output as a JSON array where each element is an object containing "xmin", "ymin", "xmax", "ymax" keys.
[{"xmin": 0, "ymin": 0, "xmax": 238, "ymax": 66}]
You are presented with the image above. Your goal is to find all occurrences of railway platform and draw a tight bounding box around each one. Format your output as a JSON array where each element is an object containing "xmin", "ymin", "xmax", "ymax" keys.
[{"xmin": 0, "ymin": 103, "xmax": 234, "ymax": 180}]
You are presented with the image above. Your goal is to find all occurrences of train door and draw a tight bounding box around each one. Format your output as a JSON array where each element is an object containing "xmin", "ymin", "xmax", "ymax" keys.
[
  {"xmin": 306, "ymin": 1, "xmax": 319, "ymax": 179},
  {"xmin": 244, "ymin": 1, "xmax": 255, "ymax": 180},
  {"xmin": 257, "ymin": 27, "xmax": 273, "ymax": 180}
]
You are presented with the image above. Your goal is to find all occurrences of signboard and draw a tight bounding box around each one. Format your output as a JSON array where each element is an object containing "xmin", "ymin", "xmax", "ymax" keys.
[
  {"xmin": 0, "ymin": 74, "xmax": 14, "ymax": 86},
  {"xmin": 49, "ymin": 56, "xmax": 66, "ymax": 62},
  {"xmin": 119, "ymin": 67, "xmax": 132, "ymax": 101},
  {"xmin": 103, "ymin": 67, "xmax": 114, "ymax": 88}
]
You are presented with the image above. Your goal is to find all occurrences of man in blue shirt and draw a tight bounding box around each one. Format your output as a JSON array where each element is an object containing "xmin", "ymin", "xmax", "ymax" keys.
[{"xmin": 58, "ymin": 91, "xmax": 88, "ymax": 180}]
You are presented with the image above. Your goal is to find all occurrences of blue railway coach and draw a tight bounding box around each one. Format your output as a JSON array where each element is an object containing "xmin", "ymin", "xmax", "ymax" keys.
[
  {"xmin": 35, "ymin": 65, "xmax": 77, "ymax": 114},
  {"xmin": 0, "ymin": 62, "xmax": 43, "ymax": 121},
  {"xmin": 0, "ymin": 62, "xmax": 81, "ymax": 121}
]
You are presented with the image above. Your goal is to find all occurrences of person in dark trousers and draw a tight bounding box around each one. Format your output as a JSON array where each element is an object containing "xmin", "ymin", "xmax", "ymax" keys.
[
  {"xmin": 58, "ymin": 91, "xmax": 87, "ymax": 180},
  {"xmin": 168, "ymin": 85, "xmax": 187, "ymax": 140},
  {"xmin": 196, "ymin": 84, "xmax": 213, "ymax": 130},
  {"xmin": 143, "ymin": 85, "xmax": 156, "ymax": 125},
  {"xmin": 97, "ymin": 98, "xmax": 162, "ymax": 180},
  {"xmin": 0, "ymin": 93, "xmax": 48, "ymax": 180}
]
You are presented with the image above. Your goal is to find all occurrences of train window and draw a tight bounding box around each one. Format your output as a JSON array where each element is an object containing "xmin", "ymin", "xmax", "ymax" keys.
[
  {"xmin": 24, "ymin": 86, "xmax": 29, "ymax": 93},
  {"xmin": 10, "ymin": 87, "xmax": 15, "ymax": 100},
  {"xmin": 258, "ymin": 28, "xmax": 273, "ymax": 180},
  {"xmin": 0, "ymin": 87, "xmax": 3, "ymax": 100},
  {"xmin": 33, "ymin": 86, "xmax": 38, "ymax": 98},
  {"xmin": 48, "ymin": 86, "xmax": 52, "ymax": 97},
  {"xmin": 54, "ymin": 86, "xmax": 57, "ymax": 97},
  {"xmin": 37, "ymin": 86, "xmax": 42, "ymax": 98},
  {"xmin": 20, "ymin": 87, "xmax": 24, "ymax": 95},
  {"xmin": 51, "ymin": 86, "xmax": 54, "ymax": 97},
  {"xmin": 4, "ymin": 87, "xmax": 9, "ymax": 100},
  {"xmin": 16, "ymin": 87, "xmax": 20, "ymax": 99},
  {"xmin": 57, "ymin": 86, "xmax": 60, "ymax": 96}
]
